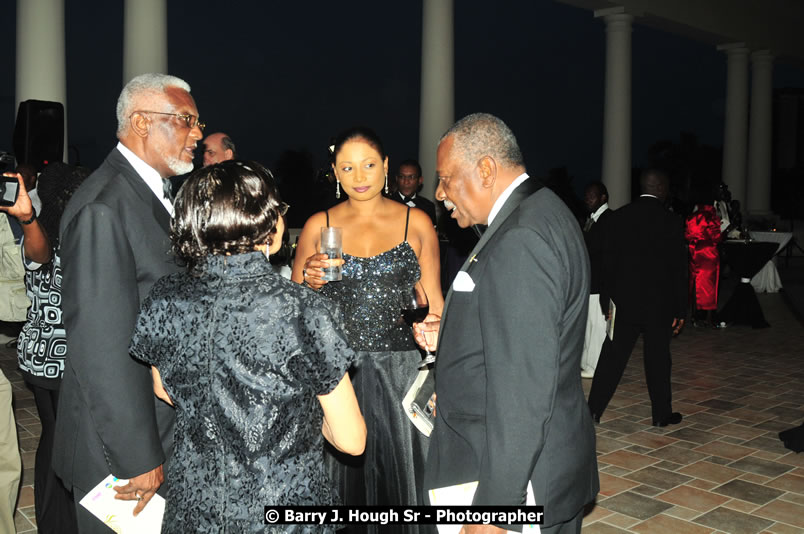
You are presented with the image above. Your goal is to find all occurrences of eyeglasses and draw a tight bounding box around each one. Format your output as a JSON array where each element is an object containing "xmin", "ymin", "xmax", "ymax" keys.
[
  {"xmin": 278, "ymin": 202, "xmax": 289, "ymax": 217},
  {"xmin": 132, "ymin": 111, "xmax": 205, "ymax": 131}
]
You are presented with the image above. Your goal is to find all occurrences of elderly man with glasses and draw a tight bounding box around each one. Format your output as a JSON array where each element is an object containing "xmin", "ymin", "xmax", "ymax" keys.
[{"xmin": 52, "ymin": 73, "xmax": 203, "ymax": 533}]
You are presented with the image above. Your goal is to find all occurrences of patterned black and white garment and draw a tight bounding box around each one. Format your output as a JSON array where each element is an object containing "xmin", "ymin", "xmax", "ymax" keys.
[
  {"xmin": 17, "ymin": 241, "xmax": 68, "ymax": 383},
  {"xmin": 130, "ymin": 251, "xmax": 355, "ymax": 533}
]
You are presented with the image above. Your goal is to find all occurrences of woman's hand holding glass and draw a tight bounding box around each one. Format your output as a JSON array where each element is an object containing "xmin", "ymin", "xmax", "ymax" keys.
[{"xmin": 301, "ymin": 252, "xmax": 345, "ymax": 290}]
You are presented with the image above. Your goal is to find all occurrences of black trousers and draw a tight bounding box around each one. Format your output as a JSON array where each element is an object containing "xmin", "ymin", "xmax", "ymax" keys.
[
  {"xmin": 28, "ymin": 382, "xmax": 78, "ymax": 534},
  {"xmin": 541, "ymin": 506, "xmax": 583, "ymax": 534},
  {"xmin": 72, "ymin": 486, "xmax": 111, "ymax": 534},
  {"xmin": 587, "ymin": 320, "xmax": 673, "ymax": 422}
]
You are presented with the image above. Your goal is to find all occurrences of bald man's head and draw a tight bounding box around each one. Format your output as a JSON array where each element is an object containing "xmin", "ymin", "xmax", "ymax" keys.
[
  {"xmin": 202, "ymin": 132, "xmax": 236, "ymax": 166},
  {"xmin": 640, "ymin": 169, "xmax": 669, "ymax": 202}
]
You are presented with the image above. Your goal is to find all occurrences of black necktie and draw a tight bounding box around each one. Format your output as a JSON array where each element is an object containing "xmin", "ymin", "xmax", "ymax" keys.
[
  {"xmin": 583, "ymin": 217, "xmax": 594, "ymax": 232},
  {"xmin": 472, "ymin": 224, "xmax": 487, "ymax": 238},
  {"xmin": 162, "ymin": 179, "xmax": 173, "ymax": 202}
]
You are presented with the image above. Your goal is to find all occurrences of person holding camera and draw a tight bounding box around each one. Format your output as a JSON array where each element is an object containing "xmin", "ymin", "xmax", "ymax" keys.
[{"xmin": 1, "ymin": 163, "xmax": 88, "ymax": 533}]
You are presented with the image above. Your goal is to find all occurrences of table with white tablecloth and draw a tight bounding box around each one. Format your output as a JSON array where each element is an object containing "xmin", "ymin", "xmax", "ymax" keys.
[{"xmin": 748, "ymin": 231, "xmax": 793, "ymax": 293}]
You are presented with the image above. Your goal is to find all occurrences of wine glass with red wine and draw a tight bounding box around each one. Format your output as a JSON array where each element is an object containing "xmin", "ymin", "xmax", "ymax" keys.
[{"xmin": 401, "ymin": 281, "xmax": 435, "ymax": 368}]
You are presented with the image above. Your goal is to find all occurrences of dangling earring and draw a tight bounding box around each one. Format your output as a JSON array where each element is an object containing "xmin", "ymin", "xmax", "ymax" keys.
[
  {"xmin": 336, "ymin": 180, "xmax": 341, "ymax": 199},
  {"xmin": 262, "ymin": 244, "xmax": 270, "ymax": 261},
  {"xmin": 384, "ymin": 174, "xmax": 389, "ymax": 195}
]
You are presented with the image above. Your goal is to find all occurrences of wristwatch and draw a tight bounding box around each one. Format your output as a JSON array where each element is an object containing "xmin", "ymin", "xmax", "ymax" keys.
[{"xmin": 20, "ymin": 208, "xmax": 36, "ymax": 225}]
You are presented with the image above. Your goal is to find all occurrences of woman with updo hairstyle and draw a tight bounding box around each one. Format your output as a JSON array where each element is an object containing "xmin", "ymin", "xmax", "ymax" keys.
[
  {"xmin": 130, "ymin": 160, "xmax": 365, "ymax": 533},
  {"xmin": 293, "ymin": 127, "xmax": 442, "ymax": 532}
]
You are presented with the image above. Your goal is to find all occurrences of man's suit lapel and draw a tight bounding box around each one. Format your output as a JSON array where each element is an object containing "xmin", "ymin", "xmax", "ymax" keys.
[
  {"xmin": 108, "ymin": 148, "xmax": 172, "ymax": 234},
  {"xmin": 440, "ymin": 178, "xmax": 543, "ymax": 325}
]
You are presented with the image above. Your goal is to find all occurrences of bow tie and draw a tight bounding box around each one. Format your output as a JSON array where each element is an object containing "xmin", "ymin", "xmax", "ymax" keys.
[
  {"xmin": 162, "ymin": 179, "xmax": 174, "ymax": 202},
  {"xmin": 401, "ymin": 194, "xmax": 416, "ymax": 203}
]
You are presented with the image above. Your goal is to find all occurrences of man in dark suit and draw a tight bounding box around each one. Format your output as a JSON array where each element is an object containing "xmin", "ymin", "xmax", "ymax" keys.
[
  {"xmin": 581, "ymin": 181, "xmax": 613, "ymax": 379},
  {"xmin": 587, "ymin": 169, "xmax": 687, "ymax": 427},
  {"xmin": 388, "ymin": 158, "xmax": 437, "ymax": 225},
  {"xmin": 414, "ymin": 113, "xmax": 598, "ymax": 533},
  {"xmin": 53, "ymin": 73, "xmax": 203, "ymax": 531}
]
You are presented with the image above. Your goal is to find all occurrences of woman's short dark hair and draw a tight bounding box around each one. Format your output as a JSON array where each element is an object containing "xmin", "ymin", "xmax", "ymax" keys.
[
  {"xmin": 332, "ymin": 126, "xmax": 385, "ymax": 161},
  {"xmin": 171, "ymin": 160, "xmax": 283, "ymax": 271}
]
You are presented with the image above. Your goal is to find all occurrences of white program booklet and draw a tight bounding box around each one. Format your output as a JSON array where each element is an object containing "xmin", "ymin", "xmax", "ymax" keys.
[
  {"xmin": 428, "ymin": 481, "xmax": 540, "ymax": 533},
  {"xmin": 79, "ymin": 474, "xmax": 165, "ymax": 533}
]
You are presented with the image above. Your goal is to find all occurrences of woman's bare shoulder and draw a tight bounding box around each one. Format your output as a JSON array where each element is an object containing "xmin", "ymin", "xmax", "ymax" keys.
[
  {"xmin": 302, "ymin": 211, "xmax": 328, "ymax": 230},
  {"xmin": 408, "ymin": 207, "xmax": 438, "ymax": 237}
]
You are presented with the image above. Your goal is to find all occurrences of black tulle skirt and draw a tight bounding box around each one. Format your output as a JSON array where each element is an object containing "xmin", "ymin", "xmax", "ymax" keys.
[{"xmin": 325, "ymin": 349, "xmax": 435, "ymax": 534}]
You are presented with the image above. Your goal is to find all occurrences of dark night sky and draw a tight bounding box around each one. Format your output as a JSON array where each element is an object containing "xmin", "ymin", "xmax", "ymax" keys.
[{"xmin": 2, "ymin": 0, "xmax": 804, "ymax": 197}]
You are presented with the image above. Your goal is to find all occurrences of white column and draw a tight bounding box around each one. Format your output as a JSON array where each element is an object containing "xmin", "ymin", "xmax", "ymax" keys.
[
  {"xmin": 16, "ymin": 0, "xmax": 67, "ymax": 161},
  {"xmin": 746, "ymin": 50, "xmax": 774, "ymax": 215},
  {"xmin": 718, "ymin": 44, "xmax": 750, "ymax": 208},
  {"xmin": 123, "ymin": 0, "xmax": 168, "ymax": 84},
  {"xmin": 418, "ymin": 0, "xmax": 454, "ymax": 201},
  {"xmin": 596, "ymin": 9, "xmax": 633, "ymax": 209}
]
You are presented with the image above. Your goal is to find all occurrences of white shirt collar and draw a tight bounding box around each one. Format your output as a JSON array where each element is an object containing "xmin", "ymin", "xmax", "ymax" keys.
[
  {"xmin": 591, "ymin": 202, "xmax": 609, "ymax": 222},
  {"xmin": 640, "ymin": 194, "xmax": 659, "ymax": 200},
  {"xmin": 488, "ymin": 172, "xmax": 529, "ymax": 225},
  {"xmin": 116, "ymin": 142, "xmax": 173, "ymax": 215}
]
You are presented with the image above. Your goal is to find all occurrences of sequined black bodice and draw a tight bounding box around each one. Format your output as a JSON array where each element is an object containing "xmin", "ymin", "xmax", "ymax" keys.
[{"xmin": 320, "ymin": 241, "xmax": 420, "ymax": 351}]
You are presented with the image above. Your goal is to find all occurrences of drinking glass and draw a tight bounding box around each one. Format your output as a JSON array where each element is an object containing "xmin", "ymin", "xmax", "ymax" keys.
[
  {"xmin": 401, "ymin": 282, "xmax": 435, "ymax": 368},
  {"xmin": 320, "ymin": 227, "xmax": 343, "ymax": 281}
]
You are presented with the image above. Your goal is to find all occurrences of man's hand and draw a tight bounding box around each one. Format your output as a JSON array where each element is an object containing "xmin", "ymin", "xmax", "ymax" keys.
[
  {"xmin": 113, "ymin": 465, "xmax": 164, "ymax": 516},
  {"xmin": 671, "ymin": 317, "xmax": 685, "ymax": 337},
  {"xmin": 460, "ymin": 525, "xmax": 507, "ymax": 534},
  {"xmin": 412, "ymin": 313, "xmax": 441, "ymax": 352},
  {"xmin": 0, "ymin": 173, "xmax": 34, "ymax": 221}
]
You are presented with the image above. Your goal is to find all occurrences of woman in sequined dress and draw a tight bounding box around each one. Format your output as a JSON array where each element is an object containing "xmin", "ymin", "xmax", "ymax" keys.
[
  {"xmin": 130, "ymin": 161, "xmax": 366, "ymax": 533},
  {"xmin": 293, "ymin": 127, "xmax": 442, "ymax": 532}
]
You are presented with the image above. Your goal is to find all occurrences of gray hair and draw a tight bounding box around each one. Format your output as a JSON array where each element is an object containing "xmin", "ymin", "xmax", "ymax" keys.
[
  {"xmin": 440, "ymin": 113, "xmax": 524, "ymax": 169},
  {"xmin": 221, "ymin": 135, "xmax": 237, "ymax": 158},
  {"xmin": 116, "ymin": 73, "xmax": 192, "ymax": 137}
]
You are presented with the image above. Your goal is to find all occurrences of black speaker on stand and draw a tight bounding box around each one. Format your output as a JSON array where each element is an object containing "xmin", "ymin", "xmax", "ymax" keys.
[{"xmin": 12, "ymin": 99, "xmax": 64, "ymax": 172}]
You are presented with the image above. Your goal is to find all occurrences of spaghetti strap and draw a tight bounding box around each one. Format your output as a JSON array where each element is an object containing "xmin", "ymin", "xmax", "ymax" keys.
[
  {"xmin": 404, "ymin": 206, "xmax": 411, "ymax": 241},
  {"xmin": 325, "ymin": 210, "xmax": 330, "ymax": 227}
]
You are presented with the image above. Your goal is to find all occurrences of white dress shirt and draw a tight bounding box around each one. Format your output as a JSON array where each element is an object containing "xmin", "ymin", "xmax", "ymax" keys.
[
  {"xmin": 116, "ymin": 142, "xmax": 173, "ymax": 215},
  {"xmin": 488, "ymin": 172, "xmax": 529, "ymax": 225},
  {"xmin": 591, "ymin": 202, "xmax": 609, "ymax": 222}
]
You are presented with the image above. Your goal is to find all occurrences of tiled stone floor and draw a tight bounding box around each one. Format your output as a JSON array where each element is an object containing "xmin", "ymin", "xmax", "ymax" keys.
[
  {"xmin": 580, "ymin": 292, "xmax": 804, "ymax": 534},
  {"xmin": 2, "ymin": 291, "xmax": 803, "ymax": 533}
]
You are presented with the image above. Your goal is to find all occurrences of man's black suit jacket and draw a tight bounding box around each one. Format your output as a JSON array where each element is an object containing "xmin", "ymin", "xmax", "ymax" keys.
[
  {"xmin": 426, "ymin": 179, "xmax": 599, "ymax": 529},
  {"xmin": 53, "ymin": 147, "xmax": 179, "ymax": 492},
  {"xmin": 602, "ymin": 196, "xmax": 687, "ymax": 325},
  {"xmin": 585, "ymin": 207, "xmax": 613, "ymax": 296},
  {"xmin": 389, "ymin": 192, "xmax": 437, "ymax": 225}
]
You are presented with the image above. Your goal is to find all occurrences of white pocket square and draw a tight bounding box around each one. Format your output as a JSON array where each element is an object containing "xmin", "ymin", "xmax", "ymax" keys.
[{"xmin": 452, "ymin": 271, "xmax": 475, "ymax": 292}]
